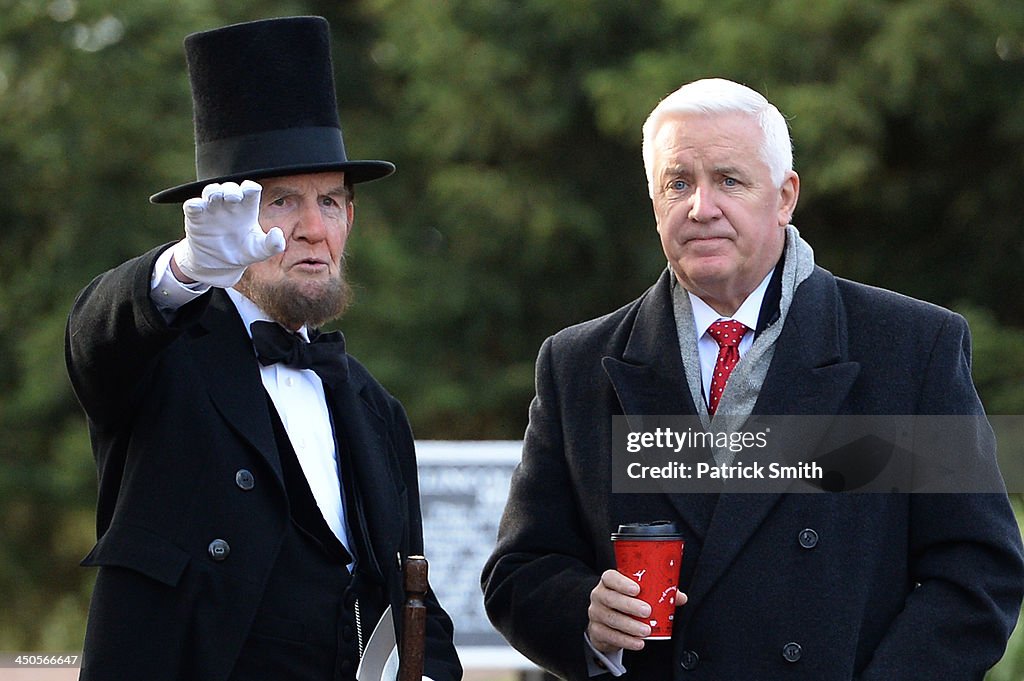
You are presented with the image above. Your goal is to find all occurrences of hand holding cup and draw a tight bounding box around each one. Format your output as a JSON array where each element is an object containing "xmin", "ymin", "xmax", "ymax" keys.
[
  {"xmin": 610, "ymin": 521, "xmax": 686, "ymax": 641},
  {"xmin": 587, "ymin": 568, "xmax": 656, "ymax": 653}
]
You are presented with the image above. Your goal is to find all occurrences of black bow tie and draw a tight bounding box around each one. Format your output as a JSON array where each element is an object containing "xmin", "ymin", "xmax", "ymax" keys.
[{"xmin": 250, "ymin": 320, "xmax": 349, "ymax": 384}]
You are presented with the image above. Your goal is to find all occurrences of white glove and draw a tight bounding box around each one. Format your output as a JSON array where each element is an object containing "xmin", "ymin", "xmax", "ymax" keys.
[{"xmin": 172, "ymin": 180, "xmax": 285, "ymax": 287}]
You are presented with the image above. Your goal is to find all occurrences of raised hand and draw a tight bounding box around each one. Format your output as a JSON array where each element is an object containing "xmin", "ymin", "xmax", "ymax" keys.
[{"xmin": 171, "ymin": 180, "xmax": 285, "ymax": 287}]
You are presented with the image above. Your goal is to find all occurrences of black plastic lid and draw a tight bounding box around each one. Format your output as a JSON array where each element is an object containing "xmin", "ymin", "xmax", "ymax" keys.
[{"xmin": 611, "ymin": 520, "xmax": 682, "ymax": 540}]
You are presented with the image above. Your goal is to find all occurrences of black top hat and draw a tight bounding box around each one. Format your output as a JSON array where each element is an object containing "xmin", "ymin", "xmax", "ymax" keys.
[{"xmin": 150, "ymin": 16, "xmax": 394, "ymax": 204}]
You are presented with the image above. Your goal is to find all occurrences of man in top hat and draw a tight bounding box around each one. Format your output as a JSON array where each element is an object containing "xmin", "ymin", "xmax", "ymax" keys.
[{"xmin": 65, "ymin": 16, "xmax": 461, "ymax": 681}]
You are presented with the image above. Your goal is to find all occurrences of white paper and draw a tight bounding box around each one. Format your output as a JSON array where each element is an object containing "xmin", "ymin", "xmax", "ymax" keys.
[{"xmin": 356, "ymin": 605, "xmax": 401, "ymax": 681}]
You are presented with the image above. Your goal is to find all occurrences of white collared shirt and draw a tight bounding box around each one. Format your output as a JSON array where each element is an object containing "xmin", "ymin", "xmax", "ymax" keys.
[{"xmin": 688, "ymin": 269, "xmax": 774, "ymax": 406}]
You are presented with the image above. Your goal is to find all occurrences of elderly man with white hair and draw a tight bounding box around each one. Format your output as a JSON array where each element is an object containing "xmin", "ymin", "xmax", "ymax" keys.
[{"xmin": 482, "ymin": 78, "xmax": 1023, "ymax": 680}]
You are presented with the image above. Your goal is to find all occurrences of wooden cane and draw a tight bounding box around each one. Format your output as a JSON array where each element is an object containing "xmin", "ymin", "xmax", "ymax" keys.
[{"xmin": 398, "ymin": 555, "xmax": 428, "ymax": 681}]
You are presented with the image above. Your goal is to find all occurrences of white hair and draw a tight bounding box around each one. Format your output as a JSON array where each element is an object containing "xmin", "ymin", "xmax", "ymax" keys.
[{"xmin": 641, "ymin": 78, "xmax": 793, "ymax": 196}]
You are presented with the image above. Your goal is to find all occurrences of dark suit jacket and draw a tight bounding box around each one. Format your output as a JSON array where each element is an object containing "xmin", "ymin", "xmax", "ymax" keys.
[
  {"xmin": 482, "ymin": 267, "xmax": 1024, "ymax": 680},
  {"xmin": 66, "ymin": 245, "xmax": 461, "ymax": 681}
]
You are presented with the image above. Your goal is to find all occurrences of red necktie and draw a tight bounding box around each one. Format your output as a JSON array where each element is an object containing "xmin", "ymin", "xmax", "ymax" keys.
[{"xmin": 706, "ymin": 320, "xmax": 749, "ymax": 415}]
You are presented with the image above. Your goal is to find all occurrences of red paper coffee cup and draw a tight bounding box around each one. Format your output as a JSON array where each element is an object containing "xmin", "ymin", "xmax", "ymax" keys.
[{"xmin": 611, "ymin": 521, "xmax": 685, "ymax": 640}]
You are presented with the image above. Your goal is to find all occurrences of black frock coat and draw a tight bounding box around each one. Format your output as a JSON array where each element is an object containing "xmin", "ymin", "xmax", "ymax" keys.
[{"xmin": 66, "ymin": 245, "xmax": 461, "ymax": 681}]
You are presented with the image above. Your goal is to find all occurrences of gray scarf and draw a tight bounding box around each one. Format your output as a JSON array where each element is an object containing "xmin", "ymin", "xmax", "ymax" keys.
[{"xmin": 672, "ymin": 225, "xmax": 816, "ymax": 464}]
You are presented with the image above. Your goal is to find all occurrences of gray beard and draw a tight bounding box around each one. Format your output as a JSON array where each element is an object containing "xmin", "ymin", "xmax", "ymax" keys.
[{"xmin": 235, "ymin": 263, "xmax": 352, "ymax": 330}]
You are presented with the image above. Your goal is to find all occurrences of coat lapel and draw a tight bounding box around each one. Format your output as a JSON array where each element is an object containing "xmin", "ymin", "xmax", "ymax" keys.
[
  {"xmin": 683, "ymin": 268, "xmax": 861, "ymax": 607},
  {"xmin": 191, "ymin": 290, "xmax": 284, "ymax": 486},
  {"xmin": 326, "ymin": 369, "xmax": 403, "ymax": 584},
  {"xmin": 753, "ymin": 268, "xmax": 861, "ymax": 417},
  {"xmin": 602, "ymin": 270, "xmax": 719, "ymax": 541}
]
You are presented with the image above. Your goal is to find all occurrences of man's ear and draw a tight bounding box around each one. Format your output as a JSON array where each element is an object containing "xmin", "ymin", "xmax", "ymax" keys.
[{"xmin": 777, "ymin": 171, "xmax": 800, "ymax": 225}]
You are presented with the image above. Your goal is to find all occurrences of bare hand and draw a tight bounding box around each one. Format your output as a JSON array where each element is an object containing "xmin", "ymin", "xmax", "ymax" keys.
[{"xmin": 587, "ymin": 569, "xmax": 686, "ymax": 653}]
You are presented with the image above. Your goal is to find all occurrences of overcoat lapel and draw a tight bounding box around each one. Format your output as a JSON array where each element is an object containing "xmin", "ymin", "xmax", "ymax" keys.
[
  {"xmin": 684, "ymin": 268, "xmax": 862, "ymax": 607},
  {"xmin": 327, "ymin": 370, "xmax": 404, "ymax": 584},
  {"xmin": 753, "ymin": 269, "xmax": 860, "ymax": 417},
  {"xmin": 602, "ymin": 270, "xmax": 718, "ymax": 541},
  {"xmin": 191, "ymin": 290, "xmax": 285, "ymax": 486}
]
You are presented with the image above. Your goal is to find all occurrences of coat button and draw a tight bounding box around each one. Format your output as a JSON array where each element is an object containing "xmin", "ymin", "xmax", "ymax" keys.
[
  {"xmin": 208, "ymin": 539, "xmax": 230, "ymax": 561},
  {"xmin": 680, "ymin": 650, "xmax": 700, "ymax": 670},
  {"xmin": 782, "ymin": 641, "xmax": 802, "ymax": 662},
  {"xmin": 235, "ymin": 469, "xmax": 255, "ymax": 491},
  {"xmin": 798, "ymin": 528, "xmax": 818, "ymax": 549}
]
